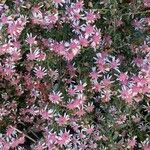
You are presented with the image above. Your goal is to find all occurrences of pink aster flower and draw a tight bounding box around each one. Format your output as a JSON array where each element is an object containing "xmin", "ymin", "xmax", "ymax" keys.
[
  {"xmin": 7, "ymin": 15, "xmax": 27, "ymax": 39},
  {"xmin": 90, "ymin": 67, "xmax": 100, "ymax": 80},
  {"xmin": 48, "ymin": 91, "xmax": 63, "ymax": 104},
  {"xmin": 34, "ymin": 66, "xmax": 47, "ymax": 79},
  {"xmin": 84, "ymin": 102, "xmax": 94, "ymax": 112},
  {"xmin": 132, "ymin": 19, "xmax": 144, "ymax": 30},
  {"xmin": 58, "ymin": 130, "xmax": 72, "ymax": 146},
  {"xmin": 12, "ymin": 41, "xmax": 21, "ymax": 49},
  {"xmin": 117, "ymin": 72, "xmax": 129, "ymax": 85},
  {"xmin": 1, "ymin": 14, "xmax": 12, "ymax": 24},
  {"xmin": 90, "ymin": 31, "xmax": 101, "ymax": 48},
  {"xmin": 144, "ymin": 17, "xmax": 150, "ymax": 25},
  {"xmin": 120, "ymin": 86, "xmax": 134, "ymax": 104},
  {"xmin": 92, "ymin": 81, "xmax": 103, "ymax": 92},
  {"xmin": 36, "ymin": 142, "xmax": 46, "ymax": 150},
  {"xmin": 89, "ymin": 142, "xmax": 97, "ymax": 149},
  {"xmin": 144, "ymin": 146, "xmax": 150, "ymax": 150},
  {"xmin": 31, "ymin": 6, "xmax": 43, "ymax": 24},
  {"xmin": 71, "ymin": 11, "xmax": 84, "ymax": 21},
  {"xmin": 143, "ymin": 102, "xmax": 150, "ymax": 113},
  {"xmin": 52, "ymin": 42, "xmax": 65, "ymax": 55},
  {"xmin": 144, "ymin": 0, "xmax": 150, "ymax": 7},
  {"xmin": 85, "ymin": 10, "xmax": 97, "ymax": 23},
  {"xmin": 84, "ymin": 125, "xmax": 94, "ymax": 134},
  {"xmin": 73, "ymin": 0, "xmax": 84, "ymax": 11},
  {"xmin": 75, "ymin": 81, "xmax": 87, "ymax": 92},
  {"xmin": 116, "ymin": 114, "xmax": 127, "ymax": 125},
  {"xmin": 55, "ymin": 113, "xmax": 69, "ymax": 125},
  {"xmin": 81, "ymin": 24, "xmax": 95, "ymax": 37},
  {"xmin": 74, "ymin": 108, "xmax": 86, "ymax": 116},
  {"xmin": 133, "ymin": 57, "xmax": 143, "ymax": 67},
  {"xmin": 37, "ymin": 52, "xmax": 46, "ymax": 61},
  {"xmin": 116, "ymin": 19, "xmax": 124, "ymax": 27},
  {"xmin": 67, "ymin": 94, "xmax": 86, "ymax": 109},
  {"xmin": 46, "ymin": 131, "xmax": 58, "ymax": 144},
  {"xmin": 10, "ymin": 48, "xmax": 21, "ymax": 61},
  {"xmin": 101, "ymin": 89, "xmax": 112, "ymax": 102},
  {"xmin": 69, "ymin": 39, "xmax": 81, "ymax": 56},
  {"xmin": 39, "ymin": 108, "xmax": 54, "ymax": 120},
  {"xmin": 140, "ymin": 43, "xmax": 150, "ymax": 53},
  {"xmin": 64, "ymin": 51, "xmax": 74, "ymax": 61},
  {"xmin": 102, "ymin": 75, "xmax": 113, "ymax": 89},
  {"xmin": 127, "ymin": 136, "xmax": 137, "ymax": 149},
  {"xmin": 4, "ymin": 64, "xmax": 15, "ymax": 76},
  {"xmin": 26, "ymin": 33, "xmax": 37, "ymax": 45},
  {"xmin": 107, "ymin": 56, "xmax": 120, "ymax": 71},
  {"xmin": 68, "ymin": 87, "xmax": 76, "ymax": 96},
  {"xmin": 44, "ymin": 13, "xmax": 58, "ymax": 24},
  {"xmin": 79, "ymin": 35, "xmax": 89, "ymax": 47}
]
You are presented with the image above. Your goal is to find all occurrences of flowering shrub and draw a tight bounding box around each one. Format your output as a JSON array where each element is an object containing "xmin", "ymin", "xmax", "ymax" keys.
[{"xmin": 0, "ymin": 0, "xmax": 150, "ymax": 149}]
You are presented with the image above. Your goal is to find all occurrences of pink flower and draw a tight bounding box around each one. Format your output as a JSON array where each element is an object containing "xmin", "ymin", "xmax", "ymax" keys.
[
  {"xmin": 92, "ymin": 81, "xmax": 103, "ymax": 92},
  {"xmin": 107, "ymin": 56, "xmax": 120, "ymax": 70},
  {"xmin": 69, "ymin": 39, "xmax": 81, "ymax": 56},
  {"xmin": 85, "ymin": 125, "xmax": 94, "ymax": 134},
  {"xmin": 85, "ymin": 24, "xmax": 95, "ymax": 34},
  {"xmin": 34, "ymin": 66, "xmax": 47, "ymax": 79},
  {"xmin": 26, "ymin": 33, "xmax": 37, "ymax": 45},
  {"xmin": 55, "ymin": 113, "xmax": 69, "ymax": 125},
  {"xmin": 40, "ymin": 109, "xmax": 54, "ymax": 120},
  {"xmin": 75, "ymin": 81, "xmax": 87, "ymax": 92},
  {"xmin": 74, "ymin": 1, "xmax": 84, "ymax": 10},
  {"xmin": 31, "ymin": 6, "xmax": 43, "ymax": 24},
  {"xmin": 37, "ymin": 52, "xmax": 46, "ymax": 61},
  {"xmin": 133, "ymin": 57, "xmax": 143, "ymax": 67},
  {"xmin": 118, "ymin": 72, "xmax": 129, "ymax": 84},
  {"xmin": 36, "ymin": 143, "xmax": 46, "ymax": 150},
  {"xmin": 127, "ymin": 137, "xmax": 137, "ymax": 149},
  {"xmin": 58, "ymin": 130, "xmax": 72, "ymax": 146},
  {"xmin": 68, "ymin": 87, "xmax": 76, "ymax": 96},
  {"xmin": 101, "ymin": 89, "xmax": 112, "ymax": 102},
  {"xmin": 102, "ymin": 75, "xmax": 113, "ymax": 88},
  {"xmin": 10, "ymin": 48, "xmax": 21, "ymax": 61},
  {"xmin": 79, "ymin": 36, "xmax": 89, "ymax": 47},
  {"xmin": 1, "ymin": 14, "xmax": 12, "ymax": 24},
  {"xmin": 144, "ymin": 0, "xmax": 150, "ymax": 7},
  {"xmin": 7, "ymin": 16, "xmax": 27, "ymax": 39},
  {"xmin": 120, "ymin": 86, "xmax": 134, "ymax": 104},
  {"xmin": 47, "ymin": 132, "xmax": 57, "ymax": 144},
  {"xmin": 116, "ymin": 114, "xmax": 127, "ymax": 125},
  {"xmin": 49, "ymin": 91, "xmax": 63, "ymax": 104},
  {"xmin": 6, "ymin": 127, "xmax": 16, "ymax": 136},
  {"xmin": 143, "ymin": 102, "xmax": 150, "ymax": 113},
  {"xmin": 140, "ymin": 43, "xmax": 150, "ymax": 53},
  {"xmin": 44, "ymin": 13, "xmax": 58, "ymax": 24},
  {"xmin": 67, "ymin": 94, "xmax": 86, "ymax": 109},
  {"xmin": 64, "ymin": 51, "xmax": 74, "ymax": 61},
  {"xmin": 74, "ymin": 108, "xmax": 85, "ymax": 116},
  {"xmin": 132, "ymin": 19, "xmax": 143, "ymax": 30},
  {"xmin": 52, "ymin": 42, "xmax": 65, "ymax": 55},
  {"xmin": 116, "ymin": 19, "xmax": 123, "ymax": 27},
  {"xmin": 85, "ymin": 102, "xmax": 94, "ymax": 112},
  {"xmin": 144, "ymin": 146, "xmax": 150, "ymax": 150},
  {"xmin": 91, "ymin": 31, "xmax": 101, "ymax": 48},
  {"xmin": 82, "ymin": 24, "xmax": 95, "ymax": 37},
  {"xmin": 90, "ymin": 67, "xmax": 100, "ymax": 80},
  {"xmin": 85, "ymin": 11, "xmax": 97, "ymax": 23}
]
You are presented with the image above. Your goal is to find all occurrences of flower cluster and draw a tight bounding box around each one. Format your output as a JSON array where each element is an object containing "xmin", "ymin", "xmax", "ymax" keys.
[{"xmin": 0, "ymin": 0, "xmax": 150, "ymax": 149}]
